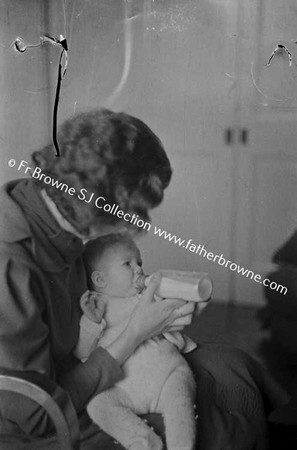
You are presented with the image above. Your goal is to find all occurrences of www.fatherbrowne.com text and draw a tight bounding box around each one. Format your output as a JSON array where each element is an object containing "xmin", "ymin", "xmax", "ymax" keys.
[
  {"xmin": 9, "ymin": 158, "xmax": 288, "ymax": 296},
  {"xmin": 153, "ymin": 226, "xmax": 287, "ymax": 295}
]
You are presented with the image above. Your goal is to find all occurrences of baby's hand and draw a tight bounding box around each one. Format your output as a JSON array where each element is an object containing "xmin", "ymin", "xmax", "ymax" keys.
[{"xmin": 80, "ymin": 290, "xmax": 105, "ymax": 323}]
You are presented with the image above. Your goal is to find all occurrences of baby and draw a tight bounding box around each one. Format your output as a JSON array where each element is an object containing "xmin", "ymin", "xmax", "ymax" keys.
[{"xmin": 74, "ymin": 234, "xmax": 197, "ymax": 450}]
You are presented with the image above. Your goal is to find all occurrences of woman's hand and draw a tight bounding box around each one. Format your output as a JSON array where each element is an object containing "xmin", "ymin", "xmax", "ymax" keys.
[
  {"xmin": 106, "ymin": 274, "xmax": 185, "ymax": 365},
  {"xmin": 166, "ymin": 300, "xmax": 196, "ymax": 331},
  {"xmin": 106, "ymin": 274, "xmax": 209, "ymax": 366},
  {"xmin": 127, "ymin": 274, "xmax": 192, "ymax": 345},
  {"xmin": 168, "ymin": 298, "xmax": 210, "ymax": 331}
]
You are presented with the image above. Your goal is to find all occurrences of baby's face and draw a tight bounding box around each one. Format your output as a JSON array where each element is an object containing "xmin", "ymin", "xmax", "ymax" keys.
[{"xmin": 96, "ymin": 240, "xmax": 145, "ymax": 297}]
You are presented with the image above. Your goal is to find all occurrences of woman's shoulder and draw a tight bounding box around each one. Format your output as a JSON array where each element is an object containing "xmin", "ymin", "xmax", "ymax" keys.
[
  {"xmin": 0, "ymin": 179, "xmax": 32, "ymax": 245},
  {"xmin": 0, "ymin": 184, "xmax": 40, "ymax": 274}
]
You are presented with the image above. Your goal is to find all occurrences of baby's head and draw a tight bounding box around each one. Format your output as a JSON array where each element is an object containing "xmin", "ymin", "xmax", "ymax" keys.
[{"xmin": 84, "ymin": 233, "xmax": 145, "ymax": 297}]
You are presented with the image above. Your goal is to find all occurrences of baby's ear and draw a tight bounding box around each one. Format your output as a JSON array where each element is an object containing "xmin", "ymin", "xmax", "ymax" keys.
[{"xmin": 91, "ymin": 270, "xmax": 107, "ymax": 289}]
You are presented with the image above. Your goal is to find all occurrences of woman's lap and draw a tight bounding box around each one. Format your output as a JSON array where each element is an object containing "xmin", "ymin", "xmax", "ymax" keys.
[
  {"xmin": 185, "ymin": 343, "xmax": 289, "ymax": 450},
  {"xmin": 80, "ymin": 343, "xmax": 287, "ymax": 449},
  {"xmin": 0, "ymin": 344, "xmax": 288, "ymax": 450}
]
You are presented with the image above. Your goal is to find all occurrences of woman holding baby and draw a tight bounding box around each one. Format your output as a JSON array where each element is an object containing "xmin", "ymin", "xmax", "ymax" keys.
[{"xmin": 0, "ymin": 109, "xmax": 286, "ymax": 449}]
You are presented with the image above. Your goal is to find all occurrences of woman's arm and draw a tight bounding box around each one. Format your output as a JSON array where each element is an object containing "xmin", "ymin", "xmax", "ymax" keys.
[
  {"xmin": 58, "ymin": 346, "xmax": 123, "ymax": 411},
  {"xmin": 106, "ymin": 274, "xmax": 194, "ymax": 364}
]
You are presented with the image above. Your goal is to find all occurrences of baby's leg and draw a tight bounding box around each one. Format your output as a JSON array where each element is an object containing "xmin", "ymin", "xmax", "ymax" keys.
[
  {"xmin": 156, "ymin": 365, "xmax": 197, "ymax": 450},
  {"xmin": 87, "ymin": 386, "xmax": 163, "ymax": 450}
]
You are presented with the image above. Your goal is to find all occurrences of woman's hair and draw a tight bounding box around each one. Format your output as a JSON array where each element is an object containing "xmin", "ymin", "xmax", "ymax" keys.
[{"xmin": 32, "ymin": 109, "xmax": 172, "ymax": 234}]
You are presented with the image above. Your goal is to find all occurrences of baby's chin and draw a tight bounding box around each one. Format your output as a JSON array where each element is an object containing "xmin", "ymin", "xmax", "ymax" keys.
[
  {"xmin": 123, "ymin": 284, "xmax": 145, "ymax": 297},
  {"xmin": 129, "ymin": 286, "xmax": 143, "ymax": 296},
  {"xmin": 111, "ymin": 286, "xmax": 142, "ymax": 298},
  {"xmin": 111, "ymin": 277, "xmax": 146, "ymax": 297}
]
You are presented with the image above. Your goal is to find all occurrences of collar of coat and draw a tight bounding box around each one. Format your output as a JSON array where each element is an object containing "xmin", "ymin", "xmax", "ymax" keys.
[{"xmin": 0, "ymin": 179, "xmax": 84, "ymax": 272}]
